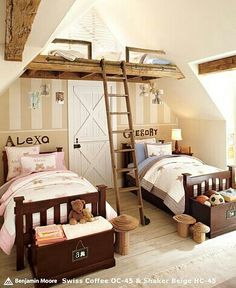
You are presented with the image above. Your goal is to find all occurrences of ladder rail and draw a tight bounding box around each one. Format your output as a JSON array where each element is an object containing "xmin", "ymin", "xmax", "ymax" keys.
[
  {"xmin": 121, "ymin": 61, "xmax": 146, "ymax": 225},
  {"xmin": 100, "ymin": 59, "xmax": 121, "ymax": 215},
  {"xmin": 100, "ymin": 59, "xmax": 150, "ymax": 226}
]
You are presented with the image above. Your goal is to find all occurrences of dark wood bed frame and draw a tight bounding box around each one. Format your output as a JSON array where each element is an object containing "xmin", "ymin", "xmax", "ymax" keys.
[
  {"xmin": 122, "ymin": 143, "xmax": 235, "ymax": 214},
  {"xmin": 14, "ymin": 185, "xmax": 107, "ymax": 271},
  {"xmin": 1, "ymin": 148, "xmax": 108, "ymax": 271}
]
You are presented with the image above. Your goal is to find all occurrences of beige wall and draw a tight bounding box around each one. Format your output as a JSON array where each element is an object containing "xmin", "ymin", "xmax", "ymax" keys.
[
  {"xmin": 0, "ymin": 78, "xmax": 68, "ymax": 184},
  {"xmin": 0, "ymin": 79, "xmax": 178, "ymax": 185},
  {"xmin": 116, "ymin": 83, "xmax": 178, "ymax": 143},
  {"xmin": 179, "ymin": 118, "xmax": 227, "ymax": 169},
  {"xmin": 1, "ymin": 78, "xmax": 224, "ymax": 187}
]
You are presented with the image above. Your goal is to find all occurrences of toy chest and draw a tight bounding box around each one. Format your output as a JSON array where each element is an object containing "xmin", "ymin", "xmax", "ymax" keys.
[
  {"xmin": 190, "ymin": 198, "xmax": 236, "ymax": 238},
  {"xmin": 29, "ymin": 229, "xmax": 115, "ymax": 286}
]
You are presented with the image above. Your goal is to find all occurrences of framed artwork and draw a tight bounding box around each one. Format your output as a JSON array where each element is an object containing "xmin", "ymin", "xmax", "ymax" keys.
[{"xmin": 56, "ymin": 91, "xmax": 65, "ymax": 104}]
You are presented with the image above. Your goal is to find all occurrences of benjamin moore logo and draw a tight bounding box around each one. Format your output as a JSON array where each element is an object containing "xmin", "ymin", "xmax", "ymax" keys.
[{"xmin": 4, "ymin": 278, "xmax": 13, "ymax": 286}]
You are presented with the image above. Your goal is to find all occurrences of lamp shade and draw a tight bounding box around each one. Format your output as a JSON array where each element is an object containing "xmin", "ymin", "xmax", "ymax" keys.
[{"xmin": 171, "ymin": 129, "xmax": 182, "ymax": 141}]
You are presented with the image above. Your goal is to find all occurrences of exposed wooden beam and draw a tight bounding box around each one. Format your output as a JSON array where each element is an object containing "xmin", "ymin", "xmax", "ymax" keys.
[
  {"xmin": 199, "ymin": 55, "xmax": 236, "ymax": 75},
  {"xmin": 21, "ymin": 69, "xmax": 150, "ymax": 83},
  {"xmin": 5, "ymin": 0, "xmax": 41, "ymax": 61}
]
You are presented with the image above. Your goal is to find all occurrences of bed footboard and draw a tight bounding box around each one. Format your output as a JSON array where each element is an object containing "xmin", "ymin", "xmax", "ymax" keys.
[
  {"xmin": 14, "ymin": 185, "xmax": 107, "ymax": 271},
  {"xmin": 183, "ymin": 166, "xmax": 235, "ymax": 213}
]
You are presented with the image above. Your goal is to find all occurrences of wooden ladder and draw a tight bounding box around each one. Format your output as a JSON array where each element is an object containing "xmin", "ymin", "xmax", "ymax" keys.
[{"xmin": 100, "ymin": 59, "xmax": 150, "ymax": 225}]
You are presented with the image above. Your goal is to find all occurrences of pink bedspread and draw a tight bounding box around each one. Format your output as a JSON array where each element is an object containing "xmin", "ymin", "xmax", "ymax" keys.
[{"xmin": 0, "ymin": 170, "xmax": 117, "ymax": 255}]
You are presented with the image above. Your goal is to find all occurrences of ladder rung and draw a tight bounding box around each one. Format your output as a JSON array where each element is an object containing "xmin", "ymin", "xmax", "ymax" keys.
[
  {"xmin": 116, "ymin": 168, "xmax": 137, "ymax": 173},
  {"xmin": 112, "ymin": 129, "xmax": 133, "ymax": 134},
  {"xmin": 107, "ymin": 76, "xmax": 125, "ymax": 81},
  {"xmin": 108, "ymin": 94, "xmax": 128, "ymax": 97},
  {"xmin": 114, "ymin": 149, "xmax": 135, "ymax": 153},
  {"xmin": 119, "ymin": 186, "xmax": 140, "ymax": 193},
  {"xmin": 110, "ymin": 112, "xmax": 130, "ymax": 115}
]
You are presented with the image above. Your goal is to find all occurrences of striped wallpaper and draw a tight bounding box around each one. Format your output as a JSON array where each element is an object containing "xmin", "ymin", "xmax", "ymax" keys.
[
  {"xmin": 116, "ymin": 83, "xmax": 178, "ymax": 137},
  {"xmin": 0, "ymin": 79, "xmax": 178, "ymax": 184},
  {"xmin": 0, "ymin": 78, "xmax": 68, "ymax": 132}
]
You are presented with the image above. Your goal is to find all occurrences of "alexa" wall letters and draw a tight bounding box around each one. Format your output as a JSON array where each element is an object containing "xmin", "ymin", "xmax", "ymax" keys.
[{"xmin": 6, "ymin": 135, "xmax": 49, "ymax": 146}]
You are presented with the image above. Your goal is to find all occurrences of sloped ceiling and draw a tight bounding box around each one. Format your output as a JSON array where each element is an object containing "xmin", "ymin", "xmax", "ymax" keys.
[
  {"xmin": 93, "ymin": 0, "xmax": 236, "ymax": 120},
  {"xmin": 0, "ymin": 0, "xmax": 97, "ymax": 95},
  {"xmin": 56, "ymin": 7, "xmax": 123, "ymax": 59}
]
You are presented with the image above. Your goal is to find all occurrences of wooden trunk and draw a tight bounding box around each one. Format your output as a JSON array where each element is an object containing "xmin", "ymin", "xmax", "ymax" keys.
[
  {"xmin": 29, "ymin": 230, "xmax": 115, "ymax": 287},
  {"xmin": 190, "ymin": 199, "xmax": 236, "ymax": 238}
]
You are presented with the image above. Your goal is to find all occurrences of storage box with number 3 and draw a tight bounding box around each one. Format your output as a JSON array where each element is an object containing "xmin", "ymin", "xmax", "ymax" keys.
[{"xmin": 29, "ymin": 229, "xmax": 115, "ymax": 286}]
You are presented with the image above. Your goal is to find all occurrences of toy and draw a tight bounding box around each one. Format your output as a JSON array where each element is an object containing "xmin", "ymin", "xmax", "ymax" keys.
[
  {"xmin": 82, "ymin": 208, "xmax": 94, "ymax": 222},
  {"xmin": 209, "ymin": 193, "xmax": 225, "ymax": 206},
  {"xmin": 196, "ymin": 195, "xmax": 211, "ymax": 207},
  {"xmin": 204, "ymin": 190, "xmax": 217, "ymax": 198},
  {"xmin": 69, "ymin": 199, "xmax": 87, "ymax": 225}
]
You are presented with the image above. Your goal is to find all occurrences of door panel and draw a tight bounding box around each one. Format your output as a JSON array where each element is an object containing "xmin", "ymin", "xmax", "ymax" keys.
[{"xmin": 68, "ymin": 80, "xmax": 116, "ymax": 187}]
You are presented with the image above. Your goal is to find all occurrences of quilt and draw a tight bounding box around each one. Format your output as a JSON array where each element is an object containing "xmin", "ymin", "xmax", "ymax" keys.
[
  {"xmin": 134, "ymin": 155, "xmax": 221, "ymax": 215},
  {"xmin": 0, "ymin": 170, "xmax": 116, "ymax": 255}
]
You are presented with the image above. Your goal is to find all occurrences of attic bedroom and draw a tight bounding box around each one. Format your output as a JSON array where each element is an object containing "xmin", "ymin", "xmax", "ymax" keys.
[{"xmin": 0, "ymin": 1, "xmax": 236, "ymax": 287}]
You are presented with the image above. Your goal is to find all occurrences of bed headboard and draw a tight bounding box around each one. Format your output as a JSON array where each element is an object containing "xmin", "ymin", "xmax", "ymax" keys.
[{"xmin": 2, "ymin": 147, "xmax": 63, "ymax": 184}]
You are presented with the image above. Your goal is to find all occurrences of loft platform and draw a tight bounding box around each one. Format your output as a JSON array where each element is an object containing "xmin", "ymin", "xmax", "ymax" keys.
[
  {"xmin": 21, "ymin": 55, "xmax": 184, "ymax": 83},
  {"xmin": 21, "ymin": 42, "xmax": 184, "ymax": 82}
]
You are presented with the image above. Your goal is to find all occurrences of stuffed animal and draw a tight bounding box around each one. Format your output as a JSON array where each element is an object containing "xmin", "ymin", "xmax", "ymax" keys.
[
  {"xmin": 69, "ymin": 199, "xmax": 87, "ymax": 225},
  {"xmin": 204, "ymin": 190, "xmax": 217, "ymax": 198},
  {"xmin": 196, "ymin": 195, "xmax": 211, "ymax": 207},
  {"xmin": 82, "ymin": 208, "xmax": 94, "ymax": 222},
  {"xmin": 209, "ymin": 193, "xmax": 225, "ymax": 206}
]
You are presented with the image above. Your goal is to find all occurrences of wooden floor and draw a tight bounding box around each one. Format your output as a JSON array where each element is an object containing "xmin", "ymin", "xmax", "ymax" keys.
[{"xmin": 1, "ymin": 191, "xmax": 236, "ymax": 288}]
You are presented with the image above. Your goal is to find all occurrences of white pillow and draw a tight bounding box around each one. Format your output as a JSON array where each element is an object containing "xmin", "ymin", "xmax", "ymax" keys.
[
  {"xmin": 135, "ymin": 138, "xmax": 156, "ymax": 144},
  {"xmin": 146, "ymin": 143, "xmax": 172, "ymax": 157},
  {"xmin": 5, "ymin": 146, "xmax": 40, "ymax": 181},
  {"xmin": 21, "ymin": 154, "xmax": 56, "ymax": 174}
]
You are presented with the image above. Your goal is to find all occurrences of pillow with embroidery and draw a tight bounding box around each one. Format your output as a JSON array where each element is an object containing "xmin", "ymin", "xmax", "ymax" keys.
[
  {"xmin": 36, "ymin": 152, "xmax": 67, "ymax": 170},
  {"xmin": 20, "ymin": 154, "xmax": 56, "ymax": 174},
  {"xmin": 5, "ymin": 146, "xmax": 40, "ymax": 181},
  {"xmin": 135, "ymin": 138, "xmax": 156, "ymax": 144},
  {"xmin": 146, "ymin": 143, "xmax": 172, "ymax": 157}
]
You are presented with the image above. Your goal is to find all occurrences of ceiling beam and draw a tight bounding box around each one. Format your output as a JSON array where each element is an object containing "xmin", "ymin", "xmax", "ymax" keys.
[
  {"xmin": 198, "ymin": 55, "xmax": 236, "ymax": 75},
  {"xmin": 5, "ymin": 0, "xmax": 41, "ymax": 61}
]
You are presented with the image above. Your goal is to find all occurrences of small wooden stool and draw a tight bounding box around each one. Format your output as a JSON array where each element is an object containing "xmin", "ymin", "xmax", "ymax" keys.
[
  {"xmin": 191, "ymin": 222, "xmax": 210, "ymax": 243},
  {"xmin": 110, "ymin": 214, "xmax": 139, "ymax": 255},
  {"xmin": 173, "ymin": 214, "xmax": 196, "ymax": 238}
]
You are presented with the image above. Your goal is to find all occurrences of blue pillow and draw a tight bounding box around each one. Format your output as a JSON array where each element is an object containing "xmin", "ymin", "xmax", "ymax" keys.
[{"xmin": 135, "ymin": 143, "xmax": 146, "ymax": 164}]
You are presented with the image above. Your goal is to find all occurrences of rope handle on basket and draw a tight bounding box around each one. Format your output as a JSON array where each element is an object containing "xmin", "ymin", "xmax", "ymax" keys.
[{"xmin": 75, "ymin": 240, "xmax": 85, "ymax": 250}]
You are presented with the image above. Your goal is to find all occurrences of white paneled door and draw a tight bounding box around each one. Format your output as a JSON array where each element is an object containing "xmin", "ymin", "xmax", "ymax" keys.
[{"xmin": 68, "ymin": 80, "xmax": 116, "ymax": 187}]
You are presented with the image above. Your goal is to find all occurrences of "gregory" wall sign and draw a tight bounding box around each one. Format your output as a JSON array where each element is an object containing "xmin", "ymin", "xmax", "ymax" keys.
[{"xmin": 123, "ymin": 128, "xmax": 158, "ymax": 138}]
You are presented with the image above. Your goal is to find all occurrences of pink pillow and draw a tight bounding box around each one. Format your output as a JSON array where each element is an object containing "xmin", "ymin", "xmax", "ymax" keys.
[
  {"xmin": 20, "ymin": 152, "xmax": 67, "ymax": 174},
  {"xmin": 20, "ymin": 154, "xmax": 57, "ymax": 174},
  {"xmin": 5, "ymin": 145, "xmax": 40, "ymax": 181},
  {"xmin": 53, "ymin": 152, "xmax": 67, "ymax": 170}
]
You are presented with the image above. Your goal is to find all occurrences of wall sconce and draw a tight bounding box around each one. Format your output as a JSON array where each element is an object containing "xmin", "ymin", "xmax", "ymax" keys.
[
  {"xmin": 152, "ymin": 89, "xmax": 164, "ymax": 104},
  {"xmin": 40, "ymin": 84, "xmax": 50, "ymax": 97},
  {"xmin": 139, "ymin": 84, "xmax": 150, "ymax": 97},
  {"xmin": 139, "ymin": 83, "xmax": 164, "ymax": 104},
  {"xmin": 171, "ymin": 128, "xmax": 182, "ymax": 152}
]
